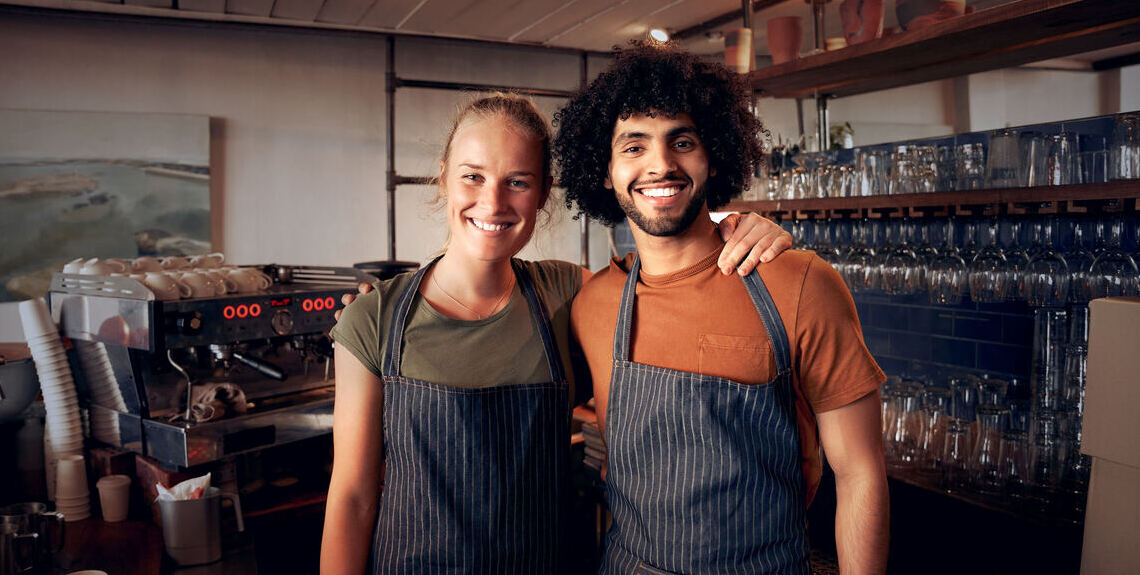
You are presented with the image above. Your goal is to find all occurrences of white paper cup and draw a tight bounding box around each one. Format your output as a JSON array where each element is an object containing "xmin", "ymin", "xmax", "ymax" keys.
[
  {"xmin": 18, "ymin": 298, "xmax": 58, "ymax": 339},
  {"xmin": 96, "ymin": 475, "xmax": 131, "ymax": 522},
  {"xmin": 55, "ymin": 454, "xmax": 89, "ymax": 498}
]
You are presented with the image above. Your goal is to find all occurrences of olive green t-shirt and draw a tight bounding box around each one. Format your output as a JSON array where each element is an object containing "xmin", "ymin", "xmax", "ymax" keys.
[{"xmin": 329, "ymin": 259, "xmax": 582, "ymax": 389}]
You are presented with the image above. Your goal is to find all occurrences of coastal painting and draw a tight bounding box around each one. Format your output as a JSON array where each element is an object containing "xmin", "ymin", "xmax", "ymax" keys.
[{"xmin": 0, "ymin": 110, "xmax": 211, "ymax": 301}]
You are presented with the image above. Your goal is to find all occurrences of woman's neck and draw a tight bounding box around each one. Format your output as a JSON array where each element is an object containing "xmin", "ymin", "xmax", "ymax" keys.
[{"xmin": 422, "ymin": 252, "xmax": 515, "ymax": 320}]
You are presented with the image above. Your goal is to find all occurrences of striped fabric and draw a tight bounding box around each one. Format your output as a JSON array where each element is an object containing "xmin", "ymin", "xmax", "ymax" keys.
[
  {"xmin": 600, "ymin": 257, "xmax": 810, "ymax": 575},
  {"xmin": 370, "ymin": 259, "xmax": 570, "ymax": 574}
]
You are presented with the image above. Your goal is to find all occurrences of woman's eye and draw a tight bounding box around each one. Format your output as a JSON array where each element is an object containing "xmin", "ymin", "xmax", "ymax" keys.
[{"xmin": 462, "ymin": 173, "xmax": 483, "ymax": 183}]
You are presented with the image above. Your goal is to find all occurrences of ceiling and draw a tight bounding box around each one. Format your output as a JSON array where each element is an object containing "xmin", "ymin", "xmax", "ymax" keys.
[{"xmin": 1, "ymin": 0, "xmax": 1135, "ymax": 65}]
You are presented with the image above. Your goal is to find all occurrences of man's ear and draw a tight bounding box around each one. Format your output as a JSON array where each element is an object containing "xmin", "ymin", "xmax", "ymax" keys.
[{"xmin": 604, "ymin": 175, "xmax": 613, "ymax": 190}]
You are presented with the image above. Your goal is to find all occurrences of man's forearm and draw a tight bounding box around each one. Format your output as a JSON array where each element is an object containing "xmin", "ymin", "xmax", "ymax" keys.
[{"xmin": 834, "ymin": 468, "xmax": 890, "ymax": 574}]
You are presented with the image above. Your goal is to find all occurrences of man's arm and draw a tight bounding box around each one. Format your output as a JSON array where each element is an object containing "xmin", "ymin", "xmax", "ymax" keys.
[{"xmin": 816, "ymin": 389, "xmax": 889, "ymax": 575}]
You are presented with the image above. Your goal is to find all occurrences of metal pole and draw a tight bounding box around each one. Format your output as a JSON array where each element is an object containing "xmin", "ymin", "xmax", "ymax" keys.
[
  {"xmin": 579, "ymin": 52, "xmax": 590, "ymax": 269},
  {"xmin": 386, "ymin": 35, "xmax": 397, "ymax": 261},
  {"xmin": 809, "ymin": 0, "xmax": 830, "ymax": 151}
]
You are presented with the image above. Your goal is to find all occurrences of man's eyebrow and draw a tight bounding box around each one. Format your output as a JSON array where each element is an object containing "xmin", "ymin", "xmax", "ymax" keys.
[
  {"xmin": 613, "ymin": 126, "xmax": 698, "ymax": 146},
  {"xmin": 668, "ymin": 126, "xmax": 698, "ymax": 138},
  {"xmin": 612, "ymin": 131, "xmax": 647, "ymax": 145}
]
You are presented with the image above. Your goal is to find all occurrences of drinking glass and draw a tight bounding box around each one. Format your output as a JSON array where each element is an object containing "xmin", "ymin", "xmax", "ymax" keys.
[
  {"xmin": 1021, "ymin": 132, "xmax": 1049, "ymax": 187},
  {"xmin": 1031, "ymin": 309, "xmax": 1068, "ymax": 413},
  {"xmin": 954, "ymin": 142, "xmax": 986, "ymax": 190},
  {"xmin": 882, "ymin": 220, "xmax": 920, "ymax": 295},
  {"xmin": 842, "ymin": 220, "xmax": 878, "ymax": 293},
  {"xmin": 986, "ymin": 129, "xmax": 1022, "ymax": 188},
  {"xmin": 1023, "ymin": 218, "xmax": 1070, "ymax": 308},
  {"xmin": 1005, "ymin": 220, "xmax": 1032, "ymax": 301},
  {"xmin": 998, "ymin": 431, "xmax": 1031, "ymax": 499},
  {"xmin": 1030, "ymin": 411, "xmax": 1067, "ymax": 502},
  {"xmin": 1108, "ymin": 113, "xmax": 1140, "ymax": 180},
  {"xmin": 911, "ymin": 220, "xmax": 940, "ymax": 292},
  {"xmin": 977, "ymin": 377, "xmax": 1009, "ymax": 407},
  {"xmin": 812, "ymin": 220, "xmax": 843, "ymax": 264},
  {"xmin": 971, "ymin": 404, "xmax": 1010, "ymax": 495},
  {"xmin": 917, "ymin": 387, "xmax": 952, "ymax": 476},
  {"xmin": 890, "ymin": 145, "xmax": 918, "ymax": 195},
  {"xmin": 858, "ymin": 149, "xmax": 890, "ymax": 196},
  {"xmin": 1065, "ymin": 219, "xmax": 1096, "ymax": 304},
  {"xmin": 942, "ymin": 419, "xmax": 973, "ymax": 491},
  {"xmin": 968, "ymin": 220, "xmax": 1011, "ymax": 303},
  {"xmin": 885, "ymin": 380, "xmax": 923, "ymax": 470},
  {"xmin": 1044, "ymin": 132, "xmax": 1080, "ymax": 185},
  {"xmin": 1086, "ymin": 218, "xmax": 1140, "ymax": 298},
  {"xmin": 949, "ymin": 374, "xmax": 981, "ymax": 423},
  {"xmin": 912, "ymin": 145, "xmax": 939, "ymax": 193}
]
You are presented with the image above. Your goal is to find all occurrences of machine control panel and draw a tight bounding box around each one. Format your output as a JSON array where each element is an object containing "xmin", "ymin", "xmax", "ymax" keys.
[{"xmin": 161, "ymin": 288, "xmax": 348, "ymax": 347}]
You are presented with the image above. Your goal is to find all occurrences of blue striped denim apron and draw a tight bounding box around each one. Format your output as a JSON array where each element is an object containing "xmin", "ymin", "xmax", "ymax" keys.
[
  {"xmin": 600, "ymin": 256, "xmax": 809, "ymax": 575},
  {"xmin": 369, "ymin": 258, "xmax": 570, "ymax": 574}
]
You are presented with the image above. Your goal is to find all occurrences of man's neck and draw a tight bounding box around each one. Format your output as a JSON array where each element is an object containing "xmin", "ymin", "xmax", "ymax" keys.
[{"xmin": 628, "ymin": 213, "xmax": 721, "ymax": 276}]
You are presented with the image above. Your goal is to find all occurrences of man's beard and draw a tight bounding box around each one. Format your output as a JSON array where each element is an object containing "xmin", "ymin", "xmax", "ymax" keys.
[{"xmin": 616, "ymin": 180, "xmax": 708, "ymax": 237}]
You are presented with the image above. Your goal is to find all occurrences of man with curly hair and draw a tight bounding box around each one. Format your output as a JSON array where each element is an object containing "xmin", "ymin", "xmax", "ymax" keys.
[{"xmin": 556, "ymin": 45, "xmax": 889, "ymax": 574}]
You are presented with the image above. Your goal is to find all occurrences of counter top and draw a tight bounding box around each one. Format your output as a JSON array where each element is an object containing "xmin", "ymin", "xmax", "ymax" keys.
[{"xmin": 53, "ymin": 518, "xmax": 257, "ymax": 575}]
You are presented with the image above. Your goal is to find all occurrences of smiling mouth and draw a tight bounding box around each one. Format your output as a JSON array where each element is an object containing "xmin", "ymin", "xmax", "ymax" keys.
[
  {"xmin": 469, "ymin": 218, "xmax": 514, "ymax": 232},
  {"xmin": 635, "ymin": 181, "xmax": 687, "ymax": 199}
]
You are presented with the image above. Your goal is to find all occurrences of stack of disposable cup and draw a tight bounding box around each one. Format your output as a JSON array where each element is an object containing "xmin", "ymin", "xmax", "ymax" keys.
[
  {"xmin": 55, "ymin": 454, "xmax": 91, "ymax": 521},
  {"xmin": 75, "ymin": 341, "xmax": 125, "ymax": 445},
  {"xmin": 19, "ymin": 298, "xmax": 85, "ymax": 500}
]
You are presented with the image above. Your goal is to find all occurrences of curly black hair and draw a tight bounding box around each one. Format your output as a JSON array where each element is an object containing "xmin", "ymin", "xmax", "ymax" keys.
[{"xmin": 553, "ymin": 43, "xmax": 765, "ymax": 226}]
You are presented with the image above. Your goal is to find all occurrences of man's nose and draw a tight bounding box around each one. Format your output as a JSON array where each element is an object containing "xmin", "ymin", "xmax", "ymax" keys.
[{"xmin": 645, "ymin": 143, "xmax": 677, "ymax": 176}]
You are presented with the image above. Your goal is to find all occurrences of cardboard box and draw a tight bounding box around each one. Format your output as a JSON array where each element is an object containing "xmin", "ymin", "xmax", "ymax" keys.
[
  {"xmin": 1081, "ymin": 458, "xmax": 1140, "ymax": 575},
  {"xmin": 1083, "ymin": 297, "xmax": 1140, "ymax": 468}
]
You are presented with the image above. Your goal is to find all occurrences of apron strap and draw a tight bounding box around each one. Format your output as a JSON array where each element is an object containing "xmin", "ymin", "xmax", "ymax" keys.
[
  {"xmin": 381, "ymin": 257, "xmax": 565, "ymax": 382},
  {"xmin": 613, "ymin": 255, "xmax": 792, "ymax": 376}
]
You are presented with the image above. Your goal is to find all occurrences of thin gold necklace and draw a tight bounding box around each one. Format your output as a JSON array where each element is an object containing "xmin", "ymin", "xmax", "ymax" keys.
[{"xmin": 430, "ymin": 271, "xmax": 514, "ymax": 320}]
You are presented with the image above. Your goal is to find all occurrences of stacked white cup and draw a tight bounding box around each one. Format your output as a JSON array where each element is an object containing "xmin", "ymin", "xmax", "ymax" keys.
[
  {"xmin": 55, "ymin": 454, "xmax": 91, "ymax": 521},
  {"xmin": 74, "ymin": 341, "xmax": 126, "ymax": 445},
  {"xmin": 18, "ymin": 299, "xmax": 85, "ymax": 501}
]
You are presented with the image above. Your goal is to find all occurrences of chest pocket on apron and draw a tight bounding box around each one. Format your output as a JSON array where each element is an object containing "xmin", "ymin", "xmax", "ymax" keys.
[{"xmin": 600, "ymin": 256, "xmax": 809, "ymax": 575}]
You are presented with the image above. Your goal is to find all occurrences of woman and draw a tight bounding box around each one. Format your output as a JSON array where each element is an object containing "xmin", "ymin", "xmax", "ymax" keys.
[{"xmin": 320, "ymin": 94, "xmax": 789, "ymax": 574}]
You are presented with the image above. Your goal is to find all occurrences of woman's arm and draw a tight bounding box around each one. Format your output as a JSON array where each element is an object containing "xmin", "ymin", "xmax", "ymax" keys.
[{"xmin": 320, "ymin": 346, "xmax": 385, "ymax": 575}]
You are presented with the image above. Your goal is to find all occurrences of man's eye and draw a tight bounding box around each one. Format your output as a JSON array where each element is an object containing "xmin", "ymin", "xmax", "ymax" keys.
[
  {"xmin": 509, "ymin": 179, "xmax": 531, "ymax": 189},
  {"xmin": 674, "ymin": 140, "xmax": 693, "ymax": 149},
  {"xmin": 622, "ymin": 145, "xmax": 642, "ymax": 154}
]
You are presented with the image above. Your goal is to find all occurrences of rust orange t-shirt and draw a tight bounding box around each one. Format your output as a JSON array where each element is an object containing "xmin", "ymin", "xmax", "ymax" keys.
[{"xmin": 571, "ymin": 237, "xmax": 885, "ymax": 505}]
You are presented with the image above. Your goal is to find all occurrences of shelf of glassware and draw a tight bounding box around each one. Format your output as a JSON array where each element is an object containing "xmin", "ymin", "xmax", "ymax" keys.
[
  {"xmin": 749, "ymin": 0, "xmax": 1140, "ymax": 100},
  {"xmin": 726, "ymin": 180, "xmax": 1140, "ymax": 219}
]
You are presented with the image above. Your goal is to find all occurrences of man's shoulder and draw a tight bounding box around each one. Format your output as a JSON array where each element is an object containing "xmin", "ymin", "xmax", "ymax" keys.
[
  {"xmin": 575, "ymin": 254, "xmax": 634, "ymax": 308},
  {"xmin": 756, "ymin": 249, "xmax": 835, "ymax": 289}
]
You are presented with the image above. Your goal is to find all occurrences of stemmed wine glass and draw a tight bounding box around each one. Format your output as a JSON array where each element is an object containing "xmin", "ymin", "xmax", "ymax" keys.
[
  {"xmin": 928, "ymin": 219, "xmax": 968, "ymax": 305},
  {"xmin": 1023, "ymin": 217, "xmax": 1070, "ymax": 308},
  {"xmin": 1085, "ymin": 217, "xmax": 1140, "ymax": 298},
  {"xmin": 1004, "ymin": 220, "xmax": 1031, "ymax": 301},
  {"xmin": 882, "ymin": 219, "xmax": 920, "ymax": 295},
  {"xmin": 969, "ymin": 219, "xmax": 1012, "ymax": 303},
  {"xmin": 1065, "ymin": 219, "xmax": 1096, "ymax": 304}
]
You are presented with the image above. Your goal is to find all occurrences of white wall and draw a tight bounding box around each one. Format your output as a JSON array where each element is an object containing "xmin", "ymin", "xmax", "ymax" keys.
[{"xmin": 0, "ymin": 11, "xmax": 620, "ymax": 339}]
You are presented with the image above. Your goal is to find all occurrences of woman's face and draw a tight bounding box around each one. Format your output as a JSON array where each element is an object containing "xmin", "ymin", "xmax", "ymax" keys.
[{"xmin": 441, "ymin": 115, "xmax": 549, "ymax": 264}]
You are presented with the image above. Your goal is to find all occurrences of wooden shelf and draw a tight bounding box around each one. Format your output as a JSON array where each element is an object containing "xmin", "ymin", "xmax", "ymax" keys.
[
  {"xmin": 726, "ymin": 179, "xmax": 1140, "ymax": 218},
  {"xmin": 750, "ymin": 0, "xmax": 1140, "ymax": 99}
]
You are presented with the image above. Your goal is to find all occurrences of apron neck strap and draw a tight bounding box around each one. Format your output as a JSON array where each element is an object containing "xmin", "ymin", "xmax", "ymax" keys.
[
  {"xmin": 381, "ymin": 257, "xmax": 565, "ymax": 382},
  {"xmin": 612, "ymin": 254, "xmax": 792, "ymax": 376}
]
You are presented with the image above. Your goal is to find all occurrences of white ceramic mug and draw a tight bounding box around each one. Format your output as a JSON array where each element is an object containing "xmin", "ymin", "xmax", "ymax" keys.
[
  {"xmin": 189, "ymin": 252, "xmax": 226, "ymax": 269},
  {"xmin": 130, "ymin": 256, "xmax": 163, "ymax": 273},
  {"xmin": 142, "ymin": 272, "xmax": 191, "ymax": 301},
  {"xmin": 80, "ymin": 258, "xmax": 129, "ymax": 276},
  {"xmin": 202, "ymin": 270, "xmax": 238, "ymax": 294},
  {"xmin": 160, "ymin": 256, "xmax": 191, "ymax": 271},
  {"xmin": 178, "ymin": 271, "xmax": 223, "ymax": 298},
  {"xmin": 226, "ymin": 268, "xmax": 272, "ymax": 293},
  {"xmin": 62, "ymin": 258, "xmax": 86, "ymax": 274}
]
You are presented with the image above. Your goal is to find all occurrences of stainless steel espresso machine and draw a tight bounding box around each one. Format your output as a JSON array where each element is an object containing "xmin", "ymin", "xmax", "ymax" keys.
[{"xmin": 48, "ymin": 265, "xmax": 374, "ymax": 468}]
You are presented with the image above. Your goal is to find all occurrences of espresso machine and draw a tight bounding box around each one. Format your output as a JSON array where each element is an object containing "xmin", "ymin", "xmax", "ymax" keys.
[{"xmin": 48, "ymin": 265, "xmax": 373, "ymax": 469}]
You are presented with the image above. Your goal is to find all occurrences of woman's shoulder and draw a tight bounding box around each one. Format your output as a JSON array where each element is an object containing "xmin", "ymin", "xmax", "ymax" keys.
[{"xmin": 516, "ymin": 258, "xmax": 583, "ymax": 294}]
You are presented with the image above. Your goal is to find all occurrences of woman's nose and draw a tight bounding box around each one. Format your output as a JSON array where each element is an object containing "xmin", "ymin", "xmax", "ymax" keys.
[{"xmin": 479, "ymin": 184, "xmax": 508, "ymax": 212}]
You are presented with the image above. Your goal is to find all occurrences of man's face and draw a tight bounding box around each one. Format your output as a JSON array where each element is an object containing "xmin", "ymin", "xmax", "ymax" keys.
[{"xmin": 605, "ymin": 112, "xmax": 713, "ymax": 237}]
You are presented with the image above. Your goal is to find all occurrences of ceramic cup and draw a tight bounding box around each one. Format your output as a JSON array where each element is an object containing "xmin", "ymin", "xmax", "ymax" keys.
[
  {"xmin": 189, "ymin": 253, "xmax": 225, "ymax": 269},
  {"xmin": 160, "ymin": 257, "xmax": 191, "ymax": 271},
  {"xmin": 130, "ymin": 256, "xmax": 164, "ymax": 273},
  {"xmin": 178, "ymin": 272, "xmax": 223, "ymax": 298},
  {"xmin": 840, "ymin": 0, "xmax": 885, "ymax": 46},
  {"xmin": 62, "ymin": 258, "xmax": 86, "ymax": 274},
  {"xmin": 142, "ymin": 273, "xmax": 191, "ymax": 301},
  {"xmin": 80, "ymin": 258, "xmax": 128, "ymax": 276},
  {"xmin": 766, "ymin": 16, "xmax": 804, "ymax": 65},
  {"xmin": 226, "ymin": 268, "xmax": 272, "ymax": 293},
  {"xmin": 202, "ymin": 270, "xmax": 238, "ymax": 294}
]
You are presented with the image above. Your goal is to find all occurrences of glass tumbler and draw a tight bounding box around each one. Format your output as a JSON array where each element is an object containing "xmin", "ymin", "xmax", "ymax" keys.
[
  {"xmin": 1044, "ymin": 132, "xmax": 1080, "ymax": 185},
  {"xmin": 970, "ymin": 404, "xmax": 1010, "ymax": 495},
  {"xmin": 986, "ymin": 129, "xmax": 1022, "ymax": 188},
  {"xmin": 885, "ymin": 380, "xmax": 923, "ymax": 470},
  {"xmin": 942, "ymin": 419, "xmax": 973, "ymax": 492},
  {"xmin": 917, "ymin": 387, "xmax": 952, "ymax": 476},
  {"xmin": 1108, "ymin": 113, "xmax": 1140, "ymax": 180}
]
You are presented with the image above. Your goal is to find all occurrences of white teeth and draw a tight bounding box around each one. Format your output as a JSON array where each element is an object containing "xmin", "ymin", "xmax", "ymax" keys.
[
  {"xmin": 640, "ymin": 187, "xmax": 680, "ymax": 198},
  {"xmin": 470, "ymin": 218, "xmax": 511, "ymax": 232}
]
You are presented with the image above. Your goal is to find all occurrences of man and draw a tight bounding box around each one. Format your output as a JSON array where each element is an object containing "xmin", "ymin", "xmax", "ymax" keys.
[{"xmin": 553, "ymin": 45, "xmax": 888, "ymax": 574}]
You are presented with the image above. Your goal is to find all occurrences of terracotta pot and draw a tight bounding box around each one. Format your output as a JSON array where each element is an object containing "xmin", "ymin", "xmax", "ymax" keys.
[
  {"xmin": 840, "ymin": 0, "xmax": 885, "ymax": 45},
  {"xmin": 766, "ymin": 16, "xmax": 804, "ymax": 65},
  {"xmin": 724, "ymin": 27, "xmax": 754, "ymax": 73}
]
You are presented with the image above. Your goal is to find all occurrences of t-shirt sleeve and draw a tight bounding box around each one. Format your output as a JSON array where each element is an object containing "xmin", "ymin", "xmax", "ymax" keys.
[
  {"xmin": 328, "ymin": 287, "xmax": 383, "ymax": 379},
  {"xmin": 528, "ymin": 259, "xmax": 584, "ymax": 313},
  {"xmin": 795, "ymin": 256, "xmax": 886, "ymax": 413}
]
